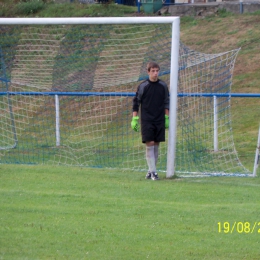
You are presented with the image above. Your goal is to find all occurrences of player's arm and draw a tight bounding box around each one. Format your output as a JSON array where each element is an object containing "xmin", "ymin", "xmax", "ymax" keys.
[
  {"xmin": 131, "ymin": 89, "xmax": 141, "ymax": 131},
  {"xmin": 133, "ymin": 111, "xmax": 138, "ymax": 117},
  {"xmin": 165, "ymin": 108, "xmax": 169, "ymax": 116}
]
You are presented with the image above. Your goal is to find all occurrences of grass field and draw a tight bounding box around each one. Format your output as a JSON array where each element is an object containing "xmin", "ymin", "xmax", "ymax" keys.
[{"xmin": 1, "ymin": 164, "xmax": 260, "ymax": 259}]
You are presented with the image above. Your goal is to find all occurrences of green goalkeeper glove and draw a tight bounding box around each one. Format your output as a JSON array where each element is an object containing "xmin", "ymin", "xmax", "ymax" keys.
[
  {"xmin": 165, "ymin": 115, "xmax": 169, "ymax": 129},
  {"xmin": 131, "ymin": 116, "xmax": 140, "ymax": 132}
]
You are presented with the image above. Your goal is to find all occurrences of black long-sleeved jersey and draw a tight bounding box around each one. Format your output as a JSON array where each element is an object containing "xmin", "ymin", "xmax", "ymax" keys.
[{"xmin": 132, "ymin": 79, "xmax": 169, "ymax": 123}]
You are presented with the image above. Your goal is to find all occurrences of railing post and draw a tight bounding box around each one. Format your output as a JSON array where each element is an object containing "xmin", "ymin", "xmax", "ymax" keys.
[
  {"xmin": 214, "ymin": 95, "xmax": 218, "ymax": 152},
  {"xmin": 240, "ymin": 0, "xmax": 243, "ymax": 14},
  {"xmin": 55, "ymin": 95, "xmax": 60, "ymax": 147}
]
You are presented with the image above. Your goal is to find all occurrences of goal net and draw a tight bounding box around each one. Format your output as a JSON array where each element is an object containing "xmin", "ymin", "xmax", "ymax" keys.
[{"xmin": 0, "ymin": 17, "xmax": 252, "ymax": 176}]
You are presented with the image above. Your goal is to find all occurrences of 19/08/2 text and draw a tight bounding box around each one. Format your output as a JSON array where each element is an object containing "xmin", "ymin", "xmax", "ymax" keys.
[{"xmin": 218, "ymin": 222, "xmax": 260, "ymax": 233}]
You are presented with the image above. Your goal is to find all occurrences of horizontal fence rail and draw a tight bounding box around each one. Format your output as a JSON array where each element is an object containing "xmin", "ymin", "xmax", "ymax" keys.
[{"xmin": 0, "ymin": 92, "xmax": 260, "ymax": 97}]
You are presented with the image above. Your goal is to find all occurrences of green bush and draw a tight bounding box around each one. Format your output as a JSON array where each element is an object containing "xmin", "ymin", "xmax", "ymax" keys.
[
  {"xmin": 15, "ymin": 0, "xmax": 46, "ymax": 15},
  {"xmin": 217, "ymin": 8, "xmax": 232, "ymax": 18}
]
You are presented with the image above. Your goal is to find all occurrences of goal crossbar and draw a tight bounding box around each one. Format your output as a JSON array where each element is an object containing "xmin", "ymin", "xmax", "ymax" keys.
[{"xmin": 0, "ymin": 17, "xmax": 179, "ymax": 25}]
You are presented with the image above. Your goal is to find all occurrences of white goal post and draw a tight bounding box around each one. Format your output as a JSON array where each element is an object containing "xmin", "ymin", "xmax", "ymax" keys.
[{"xmin": 253, "ymin": 124, "xmax": 260, "ymax": 177}]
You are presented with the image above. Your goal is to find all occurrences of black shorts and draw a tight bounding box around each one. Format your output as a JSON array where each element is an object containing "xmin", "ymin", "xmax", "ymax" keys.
[{"xmin": 141, "ymin": 121, "xmax": 165, "ymax": 144}]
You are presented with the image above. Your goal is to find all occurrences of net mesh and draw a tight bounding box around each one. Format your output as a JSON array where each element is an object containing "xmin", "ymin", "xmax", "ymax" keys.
[{"xmin": 0, "ymin": 23, "xmax": 251, "ymax": 176}]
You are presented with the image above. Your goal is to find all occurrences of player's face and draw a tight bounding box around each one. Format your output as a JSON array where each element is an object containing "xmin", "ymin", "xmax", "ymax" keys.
[{"xmin": 148, "ymin": 67, "xmax": 159, "ymax": 82}]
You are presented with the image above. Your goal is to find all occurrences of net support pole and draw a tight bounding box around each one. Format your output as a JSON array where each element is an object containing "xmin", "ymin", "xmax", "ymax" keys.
[
  {"xmin": 55, "ymin": 95, "xmax": 60, "ymax": 147},
  {"xmin": 214, "ymin": 95, "xmax": 218, "ymax": 152},
  {"xmin": 253, "ymin": 124, "xmax": 260, "ymax": 177},
  {"xmin": 166, "ymin": 18, "xmax": 180, "ymax": 178},
  {"xmin": 0, "ymin": 46, "xmax": 17, "ymax": 150}
]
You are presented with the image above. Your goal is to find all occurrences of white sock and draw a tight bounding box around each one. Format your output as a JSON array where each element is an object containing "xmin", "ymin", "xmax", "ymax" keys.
[
  {"xmin": 154, "ymin": 145, "xmax": 159, "ymax": 166},
  {"xmin": 146, "ymin": 145, "xmax": 156, "ymax": 173}
]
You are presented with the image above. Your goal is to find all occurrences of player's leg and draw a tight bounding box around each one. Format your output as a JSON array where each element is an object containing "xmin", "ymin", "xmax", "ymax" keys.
[
  {"xmin": 154, "ymin": 142, "xmax": 159, "ymax": 166},
  {"xmin": 151, "ymin": 122, "xmax": 165, "ymax": 180},
  {"xmin": 141, "ymin": 122, "xmax": 156, "ymax": 179},
  {"xmin": 145, "ymin": 141, "xmax": 156, "ymax": 179}
]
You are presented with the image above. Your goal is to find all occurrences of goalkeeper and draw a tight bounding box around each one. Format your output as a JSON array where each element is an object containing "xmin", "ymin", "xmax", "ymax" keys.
[{"xmin": 131, "ymin": 62, "xmax": 169, "ymax": 180}]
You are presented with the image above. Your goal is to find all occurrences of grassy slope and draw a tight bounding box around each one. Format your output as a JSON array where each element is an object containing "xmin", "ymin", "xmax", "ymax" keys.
[{"xmin": 0, "ymin": 1, "xmax": 259, "ymax": 169}]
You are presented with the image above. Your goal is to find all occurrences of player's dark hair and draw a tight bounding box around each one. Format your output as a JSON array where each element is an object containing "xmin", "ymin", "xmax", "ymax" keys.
[{"xmin": 147, "ymin": 62, "xmax": 160, "ymax": 72}]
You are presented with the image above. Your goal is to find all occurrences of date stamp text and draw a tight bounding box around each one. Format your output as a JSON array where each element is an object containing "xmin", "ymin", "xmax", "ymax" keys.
[{"xmin": 218, "ymin": 222, "xmax": 260, "ymax": 234}]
